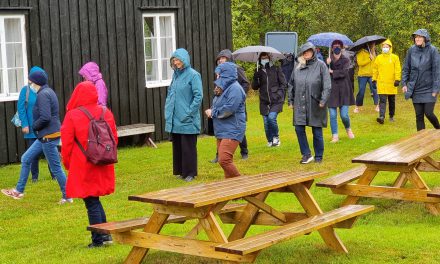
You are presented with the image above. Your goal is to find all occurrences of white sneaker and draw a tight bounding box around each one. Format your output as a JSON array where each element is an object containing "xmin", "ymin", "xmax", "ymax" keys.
[
  {"xmin": 272, "ymin": 137, "xmax": 280, "ymax": 147},
  {"xmin": 267, "ymin": 141, "xmax": 273, "ymax": 147},
  {"xmin": 58, "ymin": 198, "xmax": 73, "ymax": 205}
]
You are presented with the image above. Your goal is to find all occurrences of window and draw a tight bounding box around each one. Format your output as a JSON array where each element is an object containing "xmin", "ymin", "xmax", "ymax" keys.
[
  {"xmin": 0, "ymin": 15, "xmax": 28, "ymax": 101},
  {"xmin": 143, "ymin": 13, "xmax": 176, "ymax": 88}
]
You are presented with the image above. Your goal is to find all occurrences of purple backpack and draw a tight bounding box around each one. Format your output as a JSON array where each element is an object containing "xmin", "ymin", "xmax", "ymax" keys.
[{"xmin": 75, "ymin": 106, "xmax": 118, "ymax": 165}]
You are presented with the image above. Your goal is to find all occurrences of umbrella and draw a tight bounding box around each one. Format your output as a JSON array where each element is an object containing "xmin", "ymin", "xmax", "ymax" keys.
[
  {"xmin": 349, "ymin": 35, "xmax": 387, "ymax": 52},
  {"xmin": 232, "ymin": 45, "xmax": 285, "ymax": 62},
  {"xmin": 307, "ymin": 32, "xmax": 354, "ymax": 47}
]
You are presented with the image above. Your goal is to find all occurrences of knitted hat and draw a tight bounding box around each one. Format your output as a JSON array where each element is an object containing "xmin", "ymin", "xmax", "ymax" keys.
[{"xmin": 28, "ymin": 70, "xmax": 48, "ymax": 86}]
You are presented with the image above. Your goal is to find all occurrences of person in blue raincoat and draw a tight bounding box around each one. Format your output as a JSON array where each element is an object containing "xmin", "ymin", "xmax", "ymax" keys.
[
  {"xmin": 205, "ymin": 62, "xmax": 246, "ymax": 178},
  {"xmin": 164, "ymin": 48, "xmax": 203, "ymax": 182},
  {"xmin": 402, "ymin": 29, "xmax": 440, "ymax": 131}
]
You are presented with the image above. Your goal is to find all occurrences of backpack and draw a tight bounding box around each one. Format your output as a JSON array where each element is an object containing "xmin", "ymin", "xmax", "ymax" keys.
[{"xmin": 74, "ymin": 106, "xmax": 118, "ymax": 165}]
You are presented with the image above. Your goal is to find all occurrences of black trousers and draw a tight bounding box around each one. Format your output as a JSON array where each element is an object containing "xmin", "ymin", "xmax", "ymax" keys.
[
  {"xmin": 413, "ymin": 102, "xmax": 440, "ymax": 131},
  {"xmin": 171, "ymin": 133, "xmax": 198, "ymax": 177},
  {"xmin": 83, "ymin": 196, "xmax": 107, "ymax": 244},
  {"xmin": 379, "ymin": 94, "xmax": 395, "ymax": 118},
  {"xmin": 239, "ymin": 135, "xmax": 248, "ymax": 155}
]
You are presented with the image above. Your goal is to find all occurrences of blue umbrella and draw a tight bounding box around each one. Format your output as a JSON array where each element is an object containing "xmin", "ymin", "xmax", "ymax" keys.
[{"xmin": 307, "ymin": 32, "xmax": 353, "ymax": 47}]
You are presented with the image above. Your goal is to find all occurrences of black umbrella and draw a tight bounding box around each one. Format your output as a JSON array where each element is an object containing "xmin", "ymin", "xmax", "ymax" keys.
[{"xmin": 349, "ymin": 35, "xmax": 387, "ymax": 52}]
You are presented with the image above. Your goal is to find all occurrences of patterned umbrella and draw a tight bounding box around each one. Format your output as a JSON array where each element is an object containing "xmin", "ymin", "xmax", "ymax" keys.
[{"xmin": 307, "ymin": 32, "xmax": 354, "ymax": 47}]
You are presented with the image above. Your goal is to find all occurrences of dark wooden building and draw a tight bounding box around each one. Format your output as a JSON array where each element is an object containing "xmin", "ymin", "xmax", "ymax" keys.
[{"xmin": 0, "ymin": 0, "xmax": 232, "ymax": 165}]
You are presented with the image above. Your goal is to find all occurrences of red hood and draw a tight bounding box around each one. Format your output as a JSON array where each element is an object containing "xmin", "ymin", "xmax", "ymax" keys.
[{"xmin": 66, "ymin": 81, "xmax": 98, "ymax": 111}]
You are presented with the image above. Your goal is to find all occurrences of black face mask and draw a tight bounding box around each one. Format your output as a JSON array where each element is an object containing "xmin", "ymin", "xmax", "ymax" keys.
[{"xmin": 333, "ymin": 47, "xmax": 342, "ymax": 55}]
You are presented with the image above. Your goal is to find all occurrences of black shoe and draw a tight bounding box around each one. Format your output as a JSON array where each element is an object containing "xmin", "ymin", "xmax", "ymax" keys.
[
  {"xmin": 102, "ymin": 234, "xmax": 113, "ymax": 245},
  {"xmin": 376, "ymin": 117, "xmax": 384, "ymax": 124},
  {"xmin": 300, "ymin": 155, "xmax": 314, "ymax": 164},
  {"xmin": 31, "ymin": 178, "xmax": 38, "ymax": 183},
  {"xmin": 315, "ymin": 158, "xmax": 323, "ymax": 163},
  {"xmin": 210, "ymin": 157, "xmax": 218, "ymax": 163},
  {"xmin": 184, "ymin": 176, "xmax": 195, "ymax": 182},
  {"xmin": 87, "ymin": 242, "xmax": 104, "ymax": 248},
  {"xmin": 241, "ymin": 153, "xmax": 248, "ymax": 160}
]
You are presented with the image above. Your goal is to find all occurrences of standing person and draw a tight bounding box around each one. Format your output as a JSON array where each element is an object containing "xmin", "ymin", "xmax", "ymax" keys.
[
  {"xmin": 17, "ymin": 66, "xmax": 55, "ymax": 182},
  {"xmin": 252, "ymin": 52, "xmax": 287, "ymax": 147},
  {"xmin": 342, "ymin": 46, "xmax": 356, "ymax": 91},
  {"xmin": 373, "ymin": 39, "xmax": 401, "ymax": 124},
  {"xmin": 1, "ymin": 69, "xmax": 70, "ymax": 203},
  {"xmin": 78, "ymin": 61, "xmax": 108, "ymax": 107},
  {"xmin": 288, "ymin": 42, "xmax": 331, "ymax": 164},
  {"xmin": 315, "ymin": 48, "xmax": 324, "ymax": 62},
  {"xmin": 210, "ymin": 49, "xmax": 250, "ymax": 163},
  {"xmin": 402, "ymin": 29, "xmax": 440, "ymax": 131},
  {"xmin": 326, "ymin": 40, "xmax": 356, "ymax": 143},
  {"xmin": 61, "ymin": 81, "xmax": 117, "ymax": 248},
  {"xmin": 205, "ymin": 62, "xmax": 246, "ymax": 178},
  {"xmin": 354, "ymin": 43, "xmax": 379, "ymax": 113},
  {"xmin": 165, "ymin": 48, "xmax": 203, "ymax": 182}
]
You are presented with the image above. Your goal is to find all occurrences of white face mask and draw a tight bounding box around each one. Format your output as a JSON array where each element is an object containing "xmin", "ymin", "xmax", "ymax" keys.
[
  {"xmin": 382, "ymin": 47, "xmax": 390, "ymax": 54},
  {"xmin": 261, "ymin": 59, "xmax": 269, "ymax": 66},
  {"xmin": 29, "ymin": 83, "xmax": 38, "ymax": 92}
]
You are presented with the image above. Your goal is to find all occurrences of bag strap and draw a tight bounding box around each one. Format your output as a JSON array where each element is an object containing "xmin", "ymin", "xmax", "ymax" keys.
[
  {"xmin": 99, "ymin": 107, "xmax": 106, "ymax": 121},
  {"xmin": 74, "ymin": 138, "xmax": 87, "ymax": 156},
  {"xmin": 25, "ymin": 86, "xmax": 30, "ymax": 104},
  {"xmin": 78, "ymin": 106, "xmax": 95, "ymax": 120}
]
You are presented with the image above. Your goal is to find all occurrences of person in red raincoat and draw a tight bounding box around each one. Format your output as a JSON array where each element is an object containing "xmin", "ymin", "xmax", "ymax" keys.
[{"xmin": 61, "ymin": 81, "xmax": 118, "ymax": 248}]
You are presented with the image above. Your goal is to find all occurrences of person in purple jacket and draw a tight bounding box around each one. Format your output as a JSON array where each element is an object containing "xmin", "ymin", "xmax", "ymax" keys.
[{"xmin": 78, "ymin": 62, "xmax": 108, "ymax": 106}]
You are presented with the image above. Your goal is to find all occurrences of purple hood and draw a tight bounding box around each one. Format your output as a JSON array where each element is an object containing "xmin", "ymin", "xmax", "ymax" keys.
[{"xmin": 78, "ymin": 62, "xmax": 108, "ymax": 106}]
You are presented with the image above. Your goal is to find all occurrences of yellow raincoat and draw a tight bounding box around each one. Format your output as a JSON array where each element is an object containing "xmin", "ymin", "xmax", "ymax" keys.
[
  {"xmin": 356, "ymin": 49, "xmax": 373, "ymax": 76},
  {"xmin": 372, "ymin": 39, "xmax": 401, "ymax": 95}
]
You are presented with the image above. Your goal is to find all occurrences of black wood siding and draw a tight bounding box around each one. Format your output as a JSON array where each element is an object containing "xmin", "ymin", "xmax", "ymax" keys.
[{"xmin": 0, "ymin": 0, "xmax": 232, "ymax": 165}]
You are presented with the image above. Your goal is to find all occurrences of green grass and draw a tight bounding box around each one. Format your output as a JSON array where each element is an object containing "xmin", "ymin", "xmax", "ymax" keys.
[{"xmin": 1, "ymin": 92, "xmax": 440, "ymax": 264}]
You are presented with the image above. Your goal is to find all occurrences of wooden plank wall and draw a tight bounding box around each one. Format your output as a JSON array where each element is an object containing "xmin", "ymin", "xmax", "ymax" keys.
[{"xmin": 0, "ymin": 0, "xmax": 232, "ymax": 164}]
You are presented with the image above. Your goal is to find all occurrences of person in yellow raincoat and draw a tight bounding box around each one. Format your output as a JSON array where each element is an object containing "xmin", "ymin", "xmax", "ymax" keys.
[
  {"xmin": 354, "ymin": 43, "xmax": 379, "ymax": 113},
  {"xmin": 372, "ymin": 39, "xmax": 401, "ymax": 124}
]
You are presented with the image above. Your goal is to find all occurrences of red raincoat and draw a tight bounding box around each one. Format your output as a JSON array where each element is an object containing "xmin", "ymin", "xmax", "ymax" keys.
[{"xmin": 61, "ymin": 81, "xmax": 118, "ymax": 198}]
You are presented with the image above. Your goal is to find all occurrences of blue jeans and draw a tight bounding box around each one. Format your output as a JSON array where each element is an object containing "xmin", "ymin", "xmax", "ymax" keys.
[
  {"xmin": 295, "ymin": 126, "xmax": 324, "ymax": 159},
  {"xmin": 263, "ymin": 112, "xmax": 279, "ymax": 142},
  {"xmin": 84, "ymin": 196, "xmax": 107, "ymax": 244},
  {"xmin": 25, "ymin": 138, "xmax": 39, "ymax": 180},
  {"xmin": 329, "ymin": 106, "xmax": 351, "ymax": 135},
  {"xmin": 356, "ymin": 76, "xmax": 378, "ymax": 106},
  {"xmin": 16, "ymin": 138, "xmax": 67, "ymax": 198}
]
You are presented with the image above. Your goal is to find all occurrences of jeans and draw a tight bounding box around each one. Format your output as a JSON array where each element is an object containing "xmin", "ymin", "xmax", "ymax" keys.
[
  {"xmin": 25, "ymin": 138, "xmax": 39, "ymax": 180},
  {"xmin": 83, "ymin": 196, "xmax": 107, "ymax": 244},
  {"xmin": 328, "ymin": 106, "xmax": 351, "ymax": 135},
  {"xmin": 263, "ymin": 112, "xmax": 279, "ymax": 142},
  {"xmin": 217, "ymin": 139, "xmax": 240, "ymax": 178},
  {"xmin": 356, "ymin": 76, "xmax": 378, "ymax": 106},
  {"xmin": 379, "ymin": 95, "xmax": 395, "ymax": 118},
  {"xmin": 295, "ymin": 126, "xmax": 324, "ymax": 160},
  {"xmin": 413, "ymin": 102, "xmax": 440, "ymax": 131},
  {"xmin": 16, "ymin": 138, "xmax": 67, "ymax": 198}
]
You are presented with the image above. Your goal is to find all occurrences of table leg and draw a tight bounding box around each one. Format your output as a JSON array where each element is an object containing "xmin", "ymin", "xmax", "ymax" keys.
[
  {"xmin": 342, "ymin": 169, "xmax": 378, "ymax": 206},
  {"xmin": 124, "ymin": 212, "xmax": 169, "ymax": 264},
  {"xmin": 289, "ymin": 184, "xmax": 348, "ymax": 253},
  {"xmin": 406, "ymin": 169, "xmax": 440, "ymax": 215},
  {"xmin": 393, "ymin": 172, "xmax": 408, "ymax": 188}
]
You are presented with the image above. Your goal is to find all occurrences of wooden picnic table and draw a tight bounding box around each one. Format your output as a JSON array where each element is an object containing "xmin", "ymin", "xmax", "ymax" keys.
[
  {"xmin": 89, "ymin": 171, "xmax": 373, "ymax": 263},
  {"xmin": 317, "ymin": 129, "xmax": 440, "ymax": 215}
]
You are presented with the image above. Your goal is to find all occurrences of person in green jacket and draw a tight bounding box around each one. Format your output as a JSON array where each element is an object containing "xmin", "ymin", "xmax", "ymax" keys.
[{"xmin": 164, "ymin": 48, "xmax": 203, "ymax": 182}]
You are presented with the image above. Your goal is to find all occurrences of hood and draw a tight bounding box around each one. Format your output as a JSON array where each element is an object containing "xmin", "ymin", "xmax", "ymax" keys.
[
  {"xmin": 216, "ymin": 49, "xmax": 233, "ymax": 63},
  {"xmin": 78, "ymin": 62, "xmax": 103, "ymax": 83},
  {"xmin": 170, "ymin": 48, "xmax": 191, "ymax": 70},
  {"xmin": 66, "ymin": 81, "xmax": 98, "ymax": 111},
  {"xmin": 298, "ymin": 42, "xmax": 316, "ymax": 56},
  {"xmin": 381, "ymin": 39, "xmax": 393, "ymax": 53},
  {"xmin": 214, "ymin": 62, "xmax": 237, "ymax": 90},
  {"xmin": 412, "ymin": 29, "xmax": 431, "ymax": 42}
]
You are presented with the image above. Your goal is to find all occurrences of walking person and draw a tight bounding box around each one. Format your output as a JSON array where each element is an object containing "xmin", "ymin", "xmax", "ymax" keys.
[
  {"xmin": 17, "ymin": 66, "xmax": 55, "ymax": 182},
  {"xmin": 354, "ymin": 42, "xmax": 379, "ymax": 113},
  {"xmin": 210, "ymin": 49, "xmax": 250, "ymax": 163},
  {"xmin": 252, "ymin": 52, "xmax": 287, "ymax": 147},
  {"xmin": 61, "ymin": 81, "xmax": 117, "ymax": 248},
  {"xmin": 288, "ymin": 42, "xmax": 331, "ymax": 164},
  {"xmin": 326, "ymin": 40, "xmax": 356, "ymax": 143},
  {"xmin": 205, "ymin": 62, "xmax": 246, "ymax": 178},
  {"xmin": 165, "ymin": 48, "xmax": 203, "ymax": 182},
  {"xmin": 373, "ymin": 39, "xmax": 401, "ymax": 124},
  {"xmin": 1, "ymin": 68, "xmax": 70, "ymax": 203},
  {"xmin": 402, "ymin": 29, "xmax": 440, "ymax": 131},
  {"xmin": 78, "ymin": 62, "xmax": 108, "ymax": 107}
]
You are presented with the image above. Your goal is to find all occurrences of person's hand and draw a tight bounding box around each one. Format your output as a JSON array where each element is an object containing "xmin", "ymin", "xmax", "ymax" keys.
[
  {"xmin": 289, "ymin": 104, "xmax": 294, "ymax": 109},
  {"xmin": 319, "ymin": 103, "xmax": 325, "ymax": 108},
  {"xmin": 205, "ymin": 109, "xmax": 212, "ymax": 118},
  {"xmin": 329, "ymin": 69, "xmax": 333, "ymax": 74},
  {"xmin": 326, "ymin": 57, "xmax": 331, "ymax": 65},
  {"xmin": 402, "ymin": 86, "xmax": 408, "ymax": 93},
  {"xmin": 22, "ymin": 126, "xmax": 29, "ymax": 134},
  {"xmin": 372, "ymin": 80, "xmax": 377, "ymax": 86},
  {"xmin": 214, "ymin": 87, "xmax": 223, "ymax": 96},
  {"xmin": 394, "ymin": 80, "xmax": 400, "ymax": 87},
  {"xmin": 433, "ymin": 92, "xmax": 438, "ymax": 97}
]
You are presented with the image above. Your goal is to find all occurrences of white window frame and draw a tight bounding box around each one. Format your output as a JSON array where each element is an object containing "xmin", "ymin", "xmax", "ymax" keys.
[
  {"xmin": 0, "ymin": 14, "xmax": 28, "ymax": 102},
  {"xmin": 142, "ymin": 13, "xmax": 176, "ymax": 88}
]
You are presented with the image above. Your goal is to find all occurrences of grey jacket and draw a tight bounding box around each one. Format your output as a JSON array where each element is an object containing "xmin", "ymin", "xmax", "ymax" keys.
[
  {"xmin": 402, "ymin": 29, "xmax": 440, "ymax": 103},
  {"xmin": 288, "ymin": 42, "xmax": 332, "ymax": 127}
]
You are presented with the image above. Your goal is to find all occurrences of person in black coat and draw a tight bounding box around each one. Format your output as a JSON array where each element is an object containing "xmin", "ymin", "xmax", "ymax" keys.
[{"xmin": 252, "ymin": 52, "xmax": 287, "ymax": 147}]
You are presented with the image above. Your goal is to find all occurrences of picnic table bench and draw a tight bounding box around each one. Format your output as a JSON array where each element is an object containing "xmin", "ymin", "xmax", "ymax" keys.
[
  {"xmin": 317, "ymin": 129, "xmax": 440, "ymax": 215},
  {"xmin": 117, "ymin": 123, "xmax": 156, "ymax": 148},
  {"xmin": 89, "ymin": 171, "xmax": 373, "ymax": 263}
]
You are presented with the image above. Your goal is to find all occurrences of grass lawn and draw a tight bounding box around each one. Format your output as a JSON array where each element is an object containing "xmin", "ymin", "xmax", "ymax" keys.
[{"xmin": 1, "ymin": 91, "xmax": 440, "ymax": 264}]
